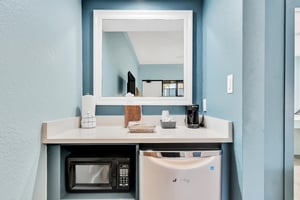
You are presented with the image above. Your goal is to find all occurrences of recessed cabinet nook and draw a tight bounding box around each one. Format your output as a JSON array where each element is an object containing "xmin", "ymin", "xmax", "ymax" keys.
[
  {"xmin": 43, "ymin": 115, "xmax": 232, "ymax": 200},
  {"xmin": 43, "ymin": 8, "xmax": 233, "ymax": 200}
]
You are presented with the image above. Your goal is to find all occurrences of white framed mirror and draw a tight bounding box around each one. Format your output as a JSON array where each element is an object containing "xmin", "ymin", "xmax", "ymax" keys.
[{"xmin": 93, "ymin": 10, "xmax": 193, "ymax": 105}]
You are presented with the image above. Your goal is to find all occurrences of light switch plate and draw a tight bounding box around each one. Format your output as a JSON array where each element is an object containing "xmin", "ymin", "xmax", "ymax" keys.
[{"xmin": 227, "ymin": 74, "xmax": 233, "ymax": 94}]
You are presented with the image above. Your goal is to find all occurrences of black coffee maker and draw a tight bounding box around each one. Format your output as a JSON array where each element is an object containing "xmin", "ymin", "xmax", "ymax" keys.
[{"xmin": 186, "ymin": 105, "xmax": 200, "ymax": 128}]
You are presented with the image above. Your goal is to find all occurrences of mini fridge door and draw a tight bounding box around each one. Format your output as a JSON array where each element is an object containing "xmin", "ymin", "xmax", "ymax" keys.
[{"xmin": 139, "ymin": 150, "xmax": 221, "ymax": 200}]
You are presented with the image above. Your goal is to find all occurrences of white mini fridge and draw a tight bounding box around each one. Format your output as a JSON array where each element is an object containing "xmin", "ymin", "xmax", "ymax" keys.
[{"xmin": 139, "ymin": 150, "xmax": 222, "ymax": 200}]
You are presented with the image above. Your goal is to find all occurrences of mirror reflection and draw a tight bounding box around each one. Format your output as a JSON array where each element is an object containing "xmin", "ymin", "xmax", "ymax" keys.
[{"xmin": 102, "ymin": 19, "xmax": 184, "ymax": 97}]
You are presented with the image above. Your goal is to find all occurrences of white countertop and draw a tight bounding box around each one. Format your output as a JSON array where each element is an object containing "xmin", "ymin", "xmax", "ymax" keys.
[{"xmin": 42, "ymin": 115, "xmax": 233, "ymax": 144}]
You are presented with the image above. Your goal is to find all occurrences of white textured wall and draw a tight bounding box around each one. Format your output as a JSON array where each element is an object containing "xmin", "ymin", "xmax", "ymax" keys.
[{"xmin": 0, "ymin": 1, "xmax": 82, "ymax": 199}]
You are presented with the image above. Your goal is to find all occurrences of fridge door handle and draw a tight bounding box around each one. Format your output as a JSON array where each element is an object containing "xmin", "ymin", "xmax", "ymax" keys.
[
  {"xmin": 144, "ymin": 155, "xmax": 218, "ymax": 170},
  {"xmin": 142, "ymin": 150, "xmax": 221, "ymax": 158}
]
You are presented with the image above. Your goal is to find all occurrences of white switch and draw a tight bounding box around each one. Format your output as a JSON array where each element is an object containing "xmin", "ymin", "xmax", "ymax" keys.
[
  {"xmin": 227, "ymin": 74, "xmax": 233, "ymax": 94},
  {"xmin": 203, "ymin": 99, "xmax": 207, "ymax": 112}
]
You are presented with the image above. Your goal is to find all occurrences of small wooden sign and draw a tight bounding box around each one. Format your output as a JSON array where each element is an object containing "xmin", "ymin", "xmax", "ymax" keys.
[{"xmin": 124, "ymin": 105, "xmax": 141, "ymax": 128}]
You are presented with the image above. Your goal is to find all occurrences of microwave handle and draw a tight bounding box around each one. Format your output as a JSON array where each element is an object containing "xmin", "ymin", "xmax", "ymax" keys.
[{"xmin": 111, "ymin": 162, "xmax": 117, "ymax": 187}]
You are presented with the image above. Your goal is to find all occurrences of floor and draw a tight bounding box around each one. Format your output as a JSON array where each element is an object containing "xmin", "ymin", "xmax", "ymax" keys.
[{"xmin": 295, "ymin": 156, "xmax": 300, "ymax": 200}]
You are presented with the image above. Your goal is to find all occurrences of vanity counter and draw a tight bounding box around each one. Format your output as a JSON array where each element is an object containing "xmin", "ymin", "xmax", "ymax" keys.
[{"xmin": 42, "ymin": 115, "xmax": 233, "ymax": 144}]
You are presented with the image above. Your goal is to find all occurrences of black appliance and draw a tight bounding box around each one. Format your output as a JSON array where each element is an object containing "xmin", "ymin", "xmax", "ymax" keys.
[
  {"xmin": 66, "ymin": 157, "xmax": 130, "ymax": 192},
  {"xmin": 127, "ymin": 71, "xmax": 136, "ymax": 95},
  {"xmin": 186, "ymin": 105, "xmax": 200, "ymax": 128}
]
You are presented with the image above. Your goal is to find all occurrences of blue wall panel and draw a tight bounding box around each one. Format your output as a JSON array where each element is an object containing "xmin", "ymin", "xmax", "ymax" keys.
[
  {"xmin": 202, "ymin": 0, "xmax": 243, "ymax": 199},
  {"xmin": 0, "ymin": 0, "xmax": 82, "ymax": 199},
  {"xmin": 264, "ymin": 1, "xmax": 285, "ymax": 199},
  {"xmin": 82, "ymin": 0, "xmax": 202, "ymax": 115}
]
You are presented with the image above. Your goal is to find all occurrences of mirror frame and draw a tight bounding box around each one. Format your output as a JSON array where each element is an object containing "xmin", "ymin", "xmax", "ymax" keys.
[{"xmin": 93, "ymin": 10, "xmax": 193, "ymax": 105}]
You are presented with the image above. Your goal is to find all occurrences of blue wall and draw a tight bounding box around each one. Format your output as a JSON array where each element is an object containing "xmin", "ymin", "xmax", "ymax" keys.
[
  {"xmin": 138, "ymin": 64, "xmax": 183, "ymax": 91},
  {"xmin": 203, "ymin": 0, "xmax": 286, "ymax": 200},
  {"xmin": 139, "ymin": 64, "xmax": 183, "ymax": 80},
  {"xmin": 202, "ymin": 0, "xmax": 242, "ymax": 199},
  {"xmin": 242, "ymin": 1, "xmax": 285, "ymax": 200},
  {"xmin": 82, "ymin": 0, "xmax": 202, "ymax": 115},
  {"xmin": 0, "ymin": 0, "xmax": 82, "ymax": 199},
  {"xmin": 102, "ymin": 32, "xmax": 139, "ymax": 96}
]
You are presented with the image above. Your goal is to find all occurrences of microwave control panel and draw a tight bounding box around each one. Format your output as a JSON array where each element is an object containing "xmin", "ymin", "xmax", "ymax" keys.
[{"xmin": 118, "ymin": 163, "xmax": 130, "ymax": 190}]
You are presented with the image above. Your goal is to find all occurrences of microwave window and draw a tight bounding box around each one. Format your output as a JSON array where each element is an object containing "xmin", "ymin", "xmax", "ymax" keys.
[{"xmin": 75, "ymin": 164, "xmax": 110, "ymax": 184}]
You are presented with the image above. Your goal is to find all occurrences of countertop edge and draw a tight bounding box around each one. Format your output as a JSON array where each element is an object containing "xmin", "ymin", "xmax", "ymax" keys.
[
  {"xmin": 43, "ymin": 138, "xmax": 233, "ymax": 144},
  {"xmin": 42, "ymin": 115, "xmax": 233, "ymax": 144}
]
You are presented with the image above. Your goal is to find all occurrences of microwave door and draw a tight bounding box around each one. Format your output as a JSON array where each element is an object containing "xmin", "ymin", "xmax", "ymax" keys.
[
  {"xmin": 66, "ymin": 157, "xmax": 130, "ymax": 192},
  {"xmin": 75, "ymin": 164, "xmax": 110, "ymax": 184},
  {"xmin": 70, "ymin": 162, "xmax": 112, "ymax": 191}
]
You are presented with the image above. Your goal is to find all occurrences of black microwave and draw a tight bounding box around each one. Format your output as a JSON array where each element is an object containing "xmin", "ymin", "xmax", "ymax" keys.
[{"xmin": 66, "ymin": 156, "xmax": 130, "ymax": 192}]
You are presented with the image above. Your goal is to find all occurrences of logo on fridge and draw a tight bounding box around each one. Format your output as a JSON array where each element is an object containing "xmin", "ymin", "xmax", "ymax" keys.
[{"xmin": 172, "ymin": 177, "xmax": 190, "ymax": 184}]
